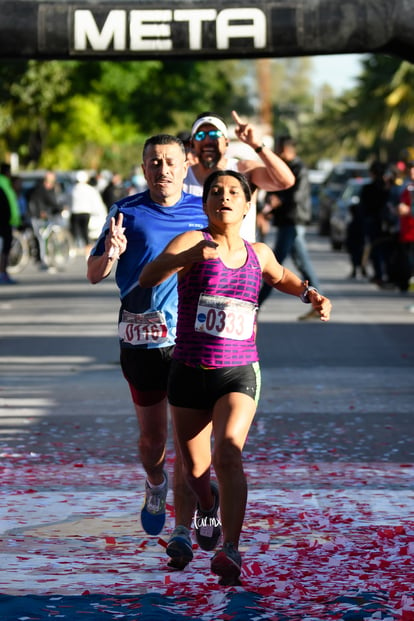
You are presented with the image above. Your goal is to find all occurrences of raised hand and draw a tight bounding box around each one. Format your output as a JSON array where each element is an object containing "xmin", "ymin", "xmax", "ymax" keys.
[
  {"xmin": 107, "ymin": 213, "xmax": 126, "ymax": 258},
  {"xmin": 231, "ymin": 110, "xmax": 260, "ymax": 148}
]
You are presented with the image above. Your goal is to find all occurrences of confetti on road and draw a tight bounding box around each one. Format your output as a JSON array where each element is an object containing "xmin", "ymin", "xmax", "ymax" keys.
[
  {"xmin": 1, "ymin": 456, "xmax": 413, "ymax": 620},
  {"xmin": 1, "ymin": 251, "xmax": 414, "ymax": 619}
]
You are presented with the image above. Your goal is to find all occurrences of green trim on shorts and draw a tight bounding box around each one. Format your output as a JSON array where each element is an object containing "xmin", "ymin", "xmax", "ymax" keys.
[{"xmin": 253, "ymin": 361, "xmax": 261, "ymax": 406}]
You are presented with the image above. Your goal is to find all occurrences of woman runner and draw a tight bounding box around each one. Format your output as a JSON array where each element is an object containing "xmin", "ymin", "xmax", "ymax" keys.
[{"xmin": 139, "ymin": 170, "xmax": 332, "ymax": 585}]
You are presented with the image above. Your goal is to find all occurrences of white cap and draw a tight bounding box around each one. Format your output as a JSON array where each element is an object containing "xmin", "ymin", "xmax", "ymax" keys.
[
  {"xmin": 191, "ymin": 115, "xmax": 228, "ymax": 139},
  {"xmin": 76, "ymin": 170, "xmax": 89, "ymax": 183}
]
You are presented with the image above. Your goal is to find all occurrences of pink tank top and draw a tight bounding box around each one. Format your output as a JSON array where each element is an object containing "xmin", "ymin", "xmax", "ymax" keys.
[{"xmin": 173, "ymin": 231, "xmax": 261, "ymax": 368}]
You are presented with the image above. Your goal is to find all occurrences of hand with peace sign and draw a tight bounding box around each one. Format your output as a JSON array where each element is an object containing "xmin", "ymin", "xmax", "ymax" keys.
[{"xmin": 106, "ymin": 212, "xmax": 127, "ymax": 260}]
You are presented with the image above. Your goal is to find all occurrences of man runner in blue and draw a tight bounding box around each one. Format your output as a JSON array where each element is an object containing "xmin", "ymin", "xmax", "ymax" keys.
[{"xmin": 87, "ymin": 134, "xmax": 207, "ymax": 537}]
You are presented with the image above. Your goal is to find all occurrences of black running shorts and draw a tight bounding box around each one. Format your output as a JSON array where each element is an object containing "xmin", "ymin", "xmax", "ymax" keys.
[
  {"xmin": 168, "ymin": 360, "xmax": 261, "ymax": 410},
  {"xmin": 120, "ymin": 346, "xmax": 174, "ymax": 406}
]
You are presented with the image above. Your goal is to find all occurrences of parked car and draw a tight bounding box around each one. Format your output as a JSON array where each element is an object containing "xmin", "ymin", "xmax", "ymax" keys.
[
  {"xmin": 308, "ymin": 168, "xmax": 328, "ymax": 222},
  {"xmin": 318, "ymin": 162, "xmax": 370, "ymax": 235},
  {"xmin": 329, "ymin": 177, "xmax": 370, "ymax": 250}
]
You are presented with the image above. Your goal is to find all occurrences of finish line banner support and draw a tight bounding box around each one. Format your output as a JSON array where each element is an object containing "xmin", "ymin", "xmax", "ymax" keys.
[{"xmin": 1, "ymin": 1, "xmax": 413, "ymax": 61}]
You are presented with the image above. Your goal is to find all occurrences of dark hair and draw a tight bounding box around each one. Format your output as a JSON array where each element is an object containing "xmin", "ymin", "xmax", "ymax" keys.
[
  {"xmin": 202, "ymin": 169, "xmax": 252, "ymax": 204},
  {"xmin": 369, "ymin": 160, "xmax": 386, "ymax": 178},
  {"xmin": 143, "ymin": 134, "xmax": 186, "ymax": 158},
  {"xmin": 176, "ymin": 130, "xmax": 191, "ymax": 145},
  {"xmin": 276, "ymin": 135, "xmax": 296, "ymax": 151}
]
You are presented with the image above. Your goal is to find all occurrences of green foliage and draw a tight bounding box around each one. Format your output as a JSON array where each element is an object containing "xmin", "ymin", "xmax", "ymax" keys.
[
  {"xmin": 0, "ymin": 58, "xmax": 249, "ymax": 172},
  {"xmin": 10, "ymin": 60, "xmax": 71, "ymax": 112},
  {"xmin": 303, "ymin": 54, "xmax": 414, "ymax": 164},
  {"xmin": 0, "ymin": 54, "xmax": 412, "ymax": 173},
  {"xmin": 110, "ymin": 59, "xmax": 248, "ymax": 133}
]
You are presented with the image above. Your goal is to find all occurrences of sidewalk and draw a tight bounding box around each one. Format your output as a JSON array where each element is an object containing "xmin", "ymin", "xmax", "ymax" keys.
[{"xmin": 1, "ymin": 239, "xmax": 414, "ymax": 620}]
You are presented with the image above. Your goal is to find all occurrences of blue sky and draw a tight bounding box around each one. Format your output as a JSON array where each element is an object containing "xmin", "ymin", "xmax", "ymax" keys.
[{"xmin": 311, "ymin": 53, "xmax": 369, "ymax": 93}]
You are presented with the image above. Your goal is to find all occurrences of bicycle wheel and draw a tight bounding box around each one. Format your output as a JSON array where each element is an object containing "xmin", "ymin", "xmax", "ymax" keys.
[
  {"xmin": 46, "ymin": 228, "xmax": 73, "ymax": 269},
  {"xmin": 8, "ymin": 230, "xmax": 30, "ymax": 274}
]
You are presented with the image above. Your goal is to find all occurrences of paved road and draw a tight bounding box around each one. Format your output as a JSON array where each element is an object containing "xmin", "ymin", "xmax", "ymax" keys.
[
  {"xmin": 2, "ymin": 230, "xmax": 412, "ymax": 460},
  {"xmin": 0, "ymin": 230, "xmax": 413, "ymax": 620}
]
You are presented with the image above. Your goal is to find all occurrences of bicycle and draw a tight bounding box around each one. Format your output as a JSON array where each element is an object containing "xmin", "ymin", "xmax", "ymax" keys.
[{"xmin": 8, "ymin": 214, "xmax": 75, "ymax": 274}]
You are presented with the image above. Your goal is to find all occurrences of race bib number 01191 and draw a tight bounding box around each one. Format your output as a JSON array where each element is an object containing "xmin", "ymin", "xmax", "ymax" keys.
[
  {"xmin": 118, "ymin": 310, "xmax": 168, "ymax": 345},
  {"xmin": 194, "ymin": 293, "xmax": 257, "ymax": 341}
]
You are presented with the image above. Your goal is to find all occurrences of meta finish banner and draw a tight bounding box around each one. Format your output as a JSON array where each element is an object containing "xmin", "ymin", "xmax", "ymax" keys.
[{"xmin": 1, "ymin": 0, "xmax": 414, "ymax": 61}]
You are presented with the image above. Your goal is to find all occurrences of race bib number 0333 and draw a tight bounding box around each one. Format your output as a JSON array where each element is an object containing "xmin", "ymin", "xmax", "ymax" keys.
[
  {"xmin": 194, "ymin": 293, "xmax": 257, "ymax": 341},
  {"xmin": 118, "ymin": 310, "xmax": 168, "ymax": 345}
]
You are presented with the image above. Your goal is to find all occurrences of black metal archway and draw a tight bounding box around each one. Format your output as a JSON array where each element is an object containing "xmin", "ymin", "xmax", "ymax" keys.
[{"xmin": 1, "ymin": 0, "xmax": 413, "ymax": 62}]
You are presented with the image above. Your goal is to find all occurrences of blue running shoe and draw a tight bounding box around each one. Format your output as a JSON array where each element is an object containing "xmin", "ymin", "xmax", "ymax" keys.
[
  {"xmin": 0, "ymin": 273, "xmax": 17, "ymax": 285},
  {"xmin": 140, "ymin": 471, "xmax": 168, "ymax": 535},
  {"xmin": 166, "ymin": 525, "xmax": 193, "ymax": 570}
]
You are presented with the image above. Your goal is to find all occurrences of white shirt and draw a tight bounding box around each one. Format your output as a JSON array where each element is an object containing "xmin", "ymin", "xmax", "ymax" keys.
[{"xmin": 70, "ymin": 181, "xmax": 107, "ymax": 216}]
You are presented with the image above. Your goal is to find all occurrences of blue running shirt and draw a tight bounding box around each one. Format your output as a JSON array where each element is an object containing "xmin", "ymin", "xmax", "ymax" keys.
[{"xmin": 91, "ymin": 190, "xmax": 207, "ymax": 349}]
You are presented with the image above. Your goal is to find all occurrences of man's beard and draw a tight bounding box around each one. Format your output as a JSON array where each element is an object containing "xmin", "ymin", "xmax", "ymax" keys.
[{"xmin": 200, "ymin": 150, "xmax": 221, "ymax": 169}]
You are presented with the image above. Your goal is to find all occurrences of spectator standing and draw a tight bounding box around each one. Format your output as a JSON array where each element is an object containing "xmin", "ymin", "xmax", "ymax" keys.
[
  {"xmin": 0, "ymin": 162, "xmax": 20, "ymax": 284},
  {"xmin": 29, "ymin": 170, "xmax": 62, "ymax": 269},
  {"xmin": 183, "ymin": 110, "xmax": 294, "ymax": 243},
  {"xmin": 360, "ymin": 161, "xmax": 390, "ymax": 287},
  {"xmin": 383, "ymin": 165, "xmax": 405, "ymax": 234},
  {"xmin": 12, "ymin": 176, "xmax": 30, "ymax": 226},
  {"xmin": 258, "ymin": 136, "xmax": 323, "ymax": 320},
  {"xmin": 380, "ymin": 165, "xmax": 407, "ymax": 287},
  {"xmin": 101, "ymin": 173, "xmax": 127, "ymax": 212},
  {"xmin": 397, "ymin": 161, "xmax": 414, "ymax": 292},
  {"xmin": 346, "ymin": 197, "xmax": 367, "ymax": 279},
  {"xmin": 70, "ymin": 170, "xmax": 107, "ymax": 251}
]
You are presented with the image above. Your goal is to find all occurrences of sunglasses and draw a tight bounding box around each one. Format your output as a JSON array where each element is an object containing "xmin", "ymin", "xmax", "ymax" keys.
[{"xmin": 193, "ymin": 129, "xmax": 224, "ymax": 141}]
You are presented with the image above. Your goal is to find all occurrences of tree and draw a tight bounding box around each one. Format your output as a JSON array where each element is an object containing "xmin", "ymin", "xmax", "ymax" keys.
[
  {"xmin": 0, "ymin": 58, "xmax": 250, "ymax": 171},
  {"xmin": 302, "ymin": 54, "xmax": 414, "ymax": 165},
  {"xmin": 7, "ymin": 60, "xmax": 73, "ymax": 165}
]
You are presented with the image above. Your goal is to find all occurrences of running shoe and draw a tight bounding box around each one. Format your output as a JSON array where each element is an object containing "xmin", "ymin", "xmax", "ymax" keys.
[
  {"xmin": 0, "ymin": 273, "xmax": 17, "ymax": 285},
  {"xmin": 166, "ymin": 525, "xmax": 193, "ymax": 570},
  {"xmin": 211, "ymin": 542, "xmax": 242, "ymax": 586},
  {"xmin": 194, "ymin": 481, "xmax": 221, "ymax": 551},
  {"xmin": 140, "ymin": 470, "xmax": 168, "ymax": 535}
]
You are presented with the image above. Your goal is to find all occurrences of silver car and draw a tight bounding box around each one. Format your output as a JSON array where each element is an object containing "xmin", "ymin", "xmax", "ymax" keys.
[
  {"xmin": 329, "ymin": 177, "xmax": 370, "ymax": 250},
  {"xmin": 318, "ymin": 162, "xmax": 370, "ymax": 235}
]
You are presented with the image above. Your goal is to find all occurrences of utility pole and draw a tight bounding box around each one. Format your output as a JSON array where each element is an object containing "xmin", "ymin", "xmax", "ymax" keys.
[{"xmin": 257, "ymin": 58, "xmax": 273, "ymax": 133}]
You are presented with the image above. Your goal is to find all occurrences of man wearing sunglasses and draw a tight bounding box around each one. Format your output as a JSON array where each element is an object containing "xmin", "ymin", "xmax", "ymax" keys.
[{"xmin": 183, "ymin": 110, "xmax": 295, "ymax": 242}]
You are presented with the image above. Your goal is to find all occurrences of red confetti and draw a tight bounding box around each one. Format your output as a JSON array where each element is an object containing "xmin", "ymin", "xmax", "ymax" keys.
[{"xmin": 105, "ymin": 536, "xmax": 116, "ymax": 545}]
